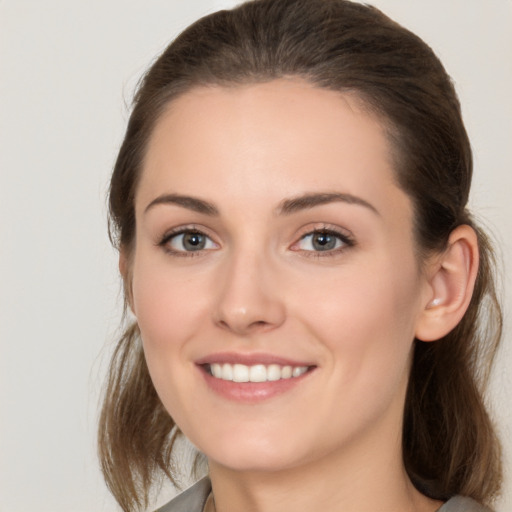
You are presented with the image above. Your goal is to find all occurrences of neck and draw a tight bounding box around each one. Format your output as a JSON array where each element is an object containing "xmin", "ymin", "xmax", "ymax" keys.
[{"xmin": 208, "ymin": 452, "xmax": 440, "ymax": 512}]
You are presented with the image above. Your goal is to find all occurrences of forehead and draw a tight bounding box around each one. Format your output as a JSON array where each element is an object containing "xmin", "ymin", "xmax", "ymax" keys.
[{"xmin": 137, "ymin": 79, "xmax": 407, "ymax": 219}]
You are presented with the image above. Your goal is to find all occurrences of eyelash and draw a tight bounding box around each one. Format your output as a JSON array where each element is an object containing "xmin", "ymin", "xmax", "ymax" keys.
[
  {"xmin": 158, "ymin": 226, "xmax": 217, "ymax": 257},
  {"xmin": 157, "ymin": 225, "xmax": 355, "ymax": 258},
  {"xmin": 292, "ymin": 227, "xmax": 355, "ymax": 258}
]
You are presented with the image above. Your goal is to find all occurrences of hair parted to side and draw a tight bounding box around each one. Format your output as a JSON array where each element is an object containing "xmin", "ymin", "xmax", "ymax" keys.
[{"xmin": 99, "ymin": 0, "xmax": 503, "ymax": 510}]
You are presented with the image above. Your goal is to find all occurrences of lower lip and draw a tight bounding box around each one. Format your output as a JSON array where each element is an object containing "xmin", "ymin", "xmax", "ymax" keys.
[{"xmin": 198, "ymin": 366, "xmax": 313, "ymax": 403}]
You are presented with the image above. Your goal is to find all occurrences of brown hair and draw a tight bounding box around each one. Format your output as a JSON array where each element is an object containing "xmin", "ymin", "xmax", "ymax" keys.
[{"xmin": 99, "ymin": 0, "xmax": 503, "ymax": 510}]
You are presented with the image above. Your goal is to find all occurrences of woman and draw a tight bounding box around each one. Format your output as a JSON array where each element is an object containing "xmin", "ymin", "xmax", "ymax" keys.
[{"xmin": 99, "ymin": 1, "xmax": 503, "ymax": 511}]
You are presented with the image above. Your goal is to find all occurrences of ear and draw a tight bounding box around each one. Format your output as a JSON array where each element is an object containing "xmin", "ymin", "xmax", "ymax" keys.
[
  {"xmin": 415, "ymin": 225, "xmax": 479, "ymax": 342},
  {"xmin": 119, "ymin": 248, "xmax": 135, "ymax": 314}
]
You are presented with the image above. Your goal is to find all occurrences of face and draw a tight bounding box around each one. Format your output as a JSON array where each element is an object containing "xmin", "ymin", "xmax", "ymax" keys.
[{"xmin": 129, "ymin": 80, "xmax": 432, "ymax": 474}]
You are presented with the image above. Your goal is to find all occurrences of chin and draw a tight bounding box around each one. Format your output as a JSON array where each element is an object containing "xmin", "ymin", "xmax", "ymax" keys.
[
  {"xmin": 199, "ymin": 431, "xmax": 303, "ymax": 473},
  {"xmin": 210, "ymin": 452, "xmax": 301, "ymax": 474}
]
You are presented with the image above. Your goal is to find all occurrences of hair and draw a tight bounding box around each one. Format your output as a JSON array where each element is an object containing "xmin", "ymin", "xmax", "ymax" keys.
[{"xmin": 99, "ymin": 0, "xmax": 503, "ymax": 510}]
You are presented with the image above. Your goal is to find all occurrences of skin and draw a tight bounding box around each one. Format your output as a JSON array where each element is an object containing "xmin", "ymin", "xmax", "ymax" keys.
[{"xmin": 126, "ymin": 79, "xmax": 469, "ymax": 512}]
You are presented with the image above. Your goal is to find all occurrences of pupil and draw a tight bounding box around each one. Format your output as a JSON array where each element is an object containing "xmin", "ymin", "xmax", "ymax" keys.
[
  {"xmin": 313, "ymin": 233, "xmax": 335, "ymax": 251},
  {"xmin": 183, "ymin": 232, "xmax": 205, "ymax": 251}
]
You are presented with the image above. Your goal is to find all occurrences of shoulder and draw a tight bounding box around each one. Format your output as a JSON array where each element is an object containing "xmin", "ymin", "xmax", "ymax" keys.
[
  {"xmin": 154, "ymin": 478, "xmax": 211, "ymax": 512},
  {"xmin": 439, "ymin": 495, "xmax": 493, "ymax": 512}
]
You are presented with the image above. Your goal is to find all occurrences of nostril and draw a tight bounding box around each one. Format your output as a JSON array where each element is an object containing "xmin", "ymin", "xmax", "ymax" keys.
[
  {"xmin": 214, "ymin": 316, "xmax": 274, "ymax": 335},
  {"xmin": 212, "ymin": 290, "xmax": 286, "ymax": 334}
]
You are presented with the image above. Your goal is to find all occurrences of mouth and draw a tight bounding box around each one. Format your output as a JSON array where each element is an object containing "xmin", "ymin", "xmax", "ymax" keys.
[
  {"xmin": 204, "ymin": 362, "xmax": 312, "ymax": 382},
  {"xmin": 196, "ymin": 354, "xmax": 316, "ymax": 402}
]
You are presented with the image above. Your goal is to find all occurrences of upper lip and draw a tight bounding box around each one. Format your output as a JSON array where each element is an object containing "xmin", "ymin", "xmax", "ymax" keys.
[{"xmin": 195, "ymin": 352, "xmax": 315, "ymax": 367}]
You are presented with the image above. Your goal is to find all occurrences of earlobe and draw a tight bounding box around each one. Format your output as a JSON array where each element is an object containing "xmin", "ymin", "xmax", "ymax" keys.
[{"xmin": 415, "ymin": 225, "xmax": 479, "ymax": 342}]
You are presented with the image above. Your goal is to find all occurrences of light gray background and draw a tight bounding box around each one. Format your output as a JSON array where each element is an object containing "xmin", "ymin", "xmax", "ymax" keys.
[{"xmin": 1, "ymin": 1, "xmax": 510, "ymax": 511}]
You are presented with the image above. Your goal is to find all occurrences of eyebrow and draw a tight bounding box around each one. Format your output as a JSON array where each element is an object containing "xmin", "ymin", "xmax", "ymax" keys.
[
  {"xmin": 278, "ymin": 192, "xmax": 380, "ymax": 216},
  {"xmin": 144, "ymin": 191, "xmax": 379, "ymax": 217},
  {"xmin": 144, "ymin": 194, "xmax": 219, "ymax": 216}
]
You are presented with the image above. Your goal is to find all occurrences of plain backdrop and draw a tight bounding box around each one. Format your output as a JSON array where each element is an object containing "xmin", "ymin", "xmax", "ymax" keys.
[{"xmin": 1, "ymin": 1, "xmax": 510, "ymax": 511}]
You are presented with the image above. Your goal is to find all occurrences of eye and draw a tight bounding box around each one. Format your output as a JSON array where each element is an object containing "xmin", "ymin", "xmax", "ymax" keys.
[
  {"xmin": 294, "ymin": 230, "xmax": 352, "ymax": 253},
  {"xmin": 161, "ymin": 229, "xmax": 218, "ymax": 253}
]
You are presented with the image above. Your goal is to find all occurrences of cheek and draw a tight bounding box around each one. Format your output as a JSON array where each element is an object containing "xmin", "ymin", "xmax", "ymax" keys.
[
  {"xmin": 130, "ymin": 254, "xmax": 210, "ymax": 354},
  {"xmin": 129, "ymin": 254, "xmax": 211, "ymax": 424},
  {"xmin": 301, "ymin": 265, "xmax": 421, "ymax": 446},
  {"xmin": 294, "ymin": 255, "xmax": 422, "ymax": 382}
]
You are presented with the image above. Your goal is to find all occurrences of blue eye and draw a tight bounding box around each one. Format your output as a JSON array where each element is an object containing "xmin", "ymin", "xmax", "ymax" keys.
[
  {"xmin": 296, "ymin": 231, "xmax": 350, "ymax": 252},
  {"xmin": 164, "ymin": 230, "xmax": 217, "ymax": 253}
]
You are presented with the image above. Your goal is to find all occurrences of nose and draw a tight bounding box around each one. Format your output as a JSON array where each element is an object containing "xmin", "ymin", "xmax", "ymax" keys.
[{"xmin": 213, "ymin": 249, "xmax": 286, "ymax": 336}]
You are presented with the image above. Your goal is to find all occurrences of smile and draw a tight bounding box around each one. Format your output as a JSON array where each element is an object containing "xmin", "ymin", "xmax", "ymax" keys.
[{"xmin": 207, "ymin": 363, "xmax": 310, "ymax": 382}]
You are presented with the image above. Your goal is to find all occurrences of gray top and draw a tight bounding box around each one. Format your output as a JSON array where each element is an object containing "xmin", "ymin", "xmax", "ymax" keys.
[
  {"xmin": 155, "ymin": 478, "xmax": 211, "ymax": 512},
  {"xmin": 155, "ymin": 477, "xmax": 492, "ymax": 512}
]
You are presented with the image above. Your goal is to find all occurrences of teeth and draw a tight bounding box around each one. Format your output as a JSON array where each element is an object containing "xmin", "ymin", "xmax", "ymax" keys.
[
  {"xmin": 233, "ymin": 364, "xmax": 249, "ymax": 382},
  {"xmin": 249, "ymin": 364, "xmax": 267, "ymax": 382},
  {"xmin": 211, "ymin": 363, "xmax": 223, "ymax": 379},
  {"xmin": 292, "ymin": 366, "xmax": 307, "ymax": 377},
  {"xmin": 208, "ymin": 363, "xmax": 309, "ymax": 382},
  {"xmin": 281, "ymin": 366, "xmax": 292, "ymax": 379},
  {"xmin": 222, "ymin": 363, "xmax": 233, "ymax": 381},
  {"xmin": 267, "ymin": 364, "xmax": 281, "ymax": 381}
]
